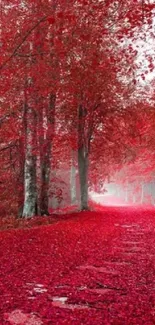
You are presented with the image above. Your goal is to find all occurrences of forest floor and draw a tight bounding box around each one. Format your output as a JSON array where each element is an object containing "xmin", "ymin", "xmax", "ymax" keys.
[{"xmin": 1, "ymin": 206, "xmax": 155, "ymax": 324}]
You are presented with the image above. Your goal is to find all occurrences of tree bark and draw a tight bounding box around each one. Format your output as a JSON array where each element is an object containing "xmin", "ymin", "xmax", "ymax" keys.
[
  {"xmin": 22, "ymin": 38, "xmax": 38, "ymax": 218},
  {"xmin": 70, "ymin": 149, "xmax": 77, "ymax": 205},
  {"xmin": 17, "ymin": 137, "xmax": 25, "ymax": 217},
  {"xmin": 39, "ymin": 94, "xmax": 56, "ymax": 215},
  {"xmin": 22, "ymin": 104, "xmax": 37, "ymax": 218},
  {"xmin": 78, "ymin": 105, "xmax": 89, "ymax": 210},
  {"xmin": 78, "ymin": 146, "xmax": 89, "ymax": 210}
]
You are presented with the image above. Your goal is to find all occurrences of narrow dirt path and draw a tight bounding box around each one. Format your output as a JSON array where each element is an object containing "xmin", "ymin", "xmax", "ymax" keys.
[{"xmin": 1, "ymin": 207, "xmax": 155, "ymax": 324}]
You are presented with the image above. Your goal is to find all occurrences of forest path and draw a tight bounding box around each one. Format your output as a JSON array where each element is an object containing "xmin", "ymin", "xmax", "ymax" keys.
[{"xmin": 1, "ymin": 207, "xmax": 155, "ymax": 324}]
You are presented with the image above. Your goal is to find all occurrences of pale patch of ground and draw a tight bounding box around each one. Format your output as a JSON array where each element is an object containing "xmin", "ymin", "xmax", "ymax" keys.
[
  {"xmin": 25, "ymin": 283, "xmax": 47, "ymax": 297},
  {"xmin": 52, "ymin": 296, "xmax": 89, "ymax": 309},
  {"xmin": 4, "ymin": 309, "xmax": 43, "ymax": 325}
]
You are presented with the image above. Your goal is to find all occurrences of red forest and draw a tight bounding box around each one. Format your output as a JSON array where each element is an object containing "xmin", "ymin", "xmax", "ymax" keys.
[
  {"xmin": 1, "ymin": 0, "xmax": 155, "ymax": 217},
  {"xmin": 1, "ymin": 1, "xmax": 155, "ymax": 324}
]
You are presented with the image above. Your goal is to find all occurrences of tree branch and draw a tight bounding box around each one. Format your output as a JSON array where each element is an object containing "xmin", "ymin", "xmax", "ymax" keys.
[
  {"xmin": 15, "ymin": 52, "xmax": 47, "ymax": 58},
  {"xmin": 0, "ymin": 15, "xmax": 48, "ymax": 71},
  {"xmin": 0, "ymin": 142, "xmax": 18, "ymax": 152}
]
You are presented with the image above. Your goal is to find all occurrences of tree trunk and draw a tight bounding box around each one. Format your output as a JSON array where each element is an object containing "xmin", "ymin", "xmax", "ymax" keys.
[
  {"xmin": 17, "ymin": 103, "xmax": 27, "ymax": 218},
  {"xmin": 22, "ymin": 38, "xmax": 38, "ymax": 218},
  {"xmin": 78, "ymin": 146, "xmax": 89, "ymax": 210},
  {"xmin": 40, "ymin": 159, "xmax": 50, "ymax": 215},
  {"xmin": 39, "ymin": 94, "xmax": 56, "ymax": 215},
  {"xmin": 17, "ymin": 138, "xmax": 25, "ymax": 217},
  {"xmin": 70, "ymin": 149, "xmax": 77, "ymax": 205},
  {"xmin": 78, "ymin": 105, "xmax": 89, "ymax": 210},
  {"xmin": 22, "ymin": 104, "xmax": 37, "ymax": 218}
]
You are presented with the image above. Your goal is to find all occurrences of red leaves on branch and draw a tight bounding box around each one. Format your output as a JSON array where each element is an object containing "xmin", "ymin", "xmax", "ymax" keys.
[
  {"xmin": 0, "ymin": 0, "xmax": 155, "ymax": 215},
  {"xmin": 48, "ymin": 16, "xmax": 55, "ymax": 24}
]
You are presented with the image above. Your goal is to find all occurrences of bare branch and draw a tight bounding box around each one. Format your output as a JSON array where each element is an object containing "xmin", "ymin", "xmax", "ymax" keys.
[
  {"xmin": 15, "ymin": 52, "xmax": 47, "ymax": 58},
  {"xmin": 0, "ymin": 141, "xmax": 18, "ymax": 152},
  {"xmin": 0, "ymin": 15, "xmax": 48, "ymax": 71}
]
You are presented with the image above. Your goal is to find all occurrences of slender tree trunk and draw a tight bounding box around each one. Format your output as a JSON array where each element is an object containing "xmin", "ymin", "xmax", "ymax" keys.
[
  {"xmin": 78, "ymin": 105, "xmax": 89, "ymax": 210},
  {"xmin": 40, "ymin": 159, "xmax": 50, "ymax": 215},
  {"xmin": 17, "ymin": 137, "xmax": 25, "ymax": 217},
  {"xmin": 22, "ymin": 104, "xmax": 37, "ymax": 218},
  {"xmin": 22, "ymin": 38, "xmax": 38, "ymax": 218},
  {"xmin": 78, "ymin": 147, "xmax": 89, "ymax": 210},
  {"xmin": 39, "ymin": 94, "xmax": 56, "ymax": 215},
  {"xmin": 70, "ymin": 149, "xmax": 77, "ymax": 205}
]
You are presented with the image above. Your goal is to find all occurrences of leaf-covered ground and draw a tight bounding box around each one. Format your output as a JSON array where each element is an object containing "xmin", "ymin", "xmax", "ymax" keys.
[{"xmin": 1, "ymin": 206, "xmax": 155, "ymax": 324}]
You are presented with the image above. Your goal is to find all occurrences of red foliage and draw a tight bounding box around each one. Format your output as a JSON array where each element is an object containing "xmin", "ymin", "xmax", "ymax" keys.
[{"xmin": 1, "ymin": 0, "xmax": 155, "ymax": 215}]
